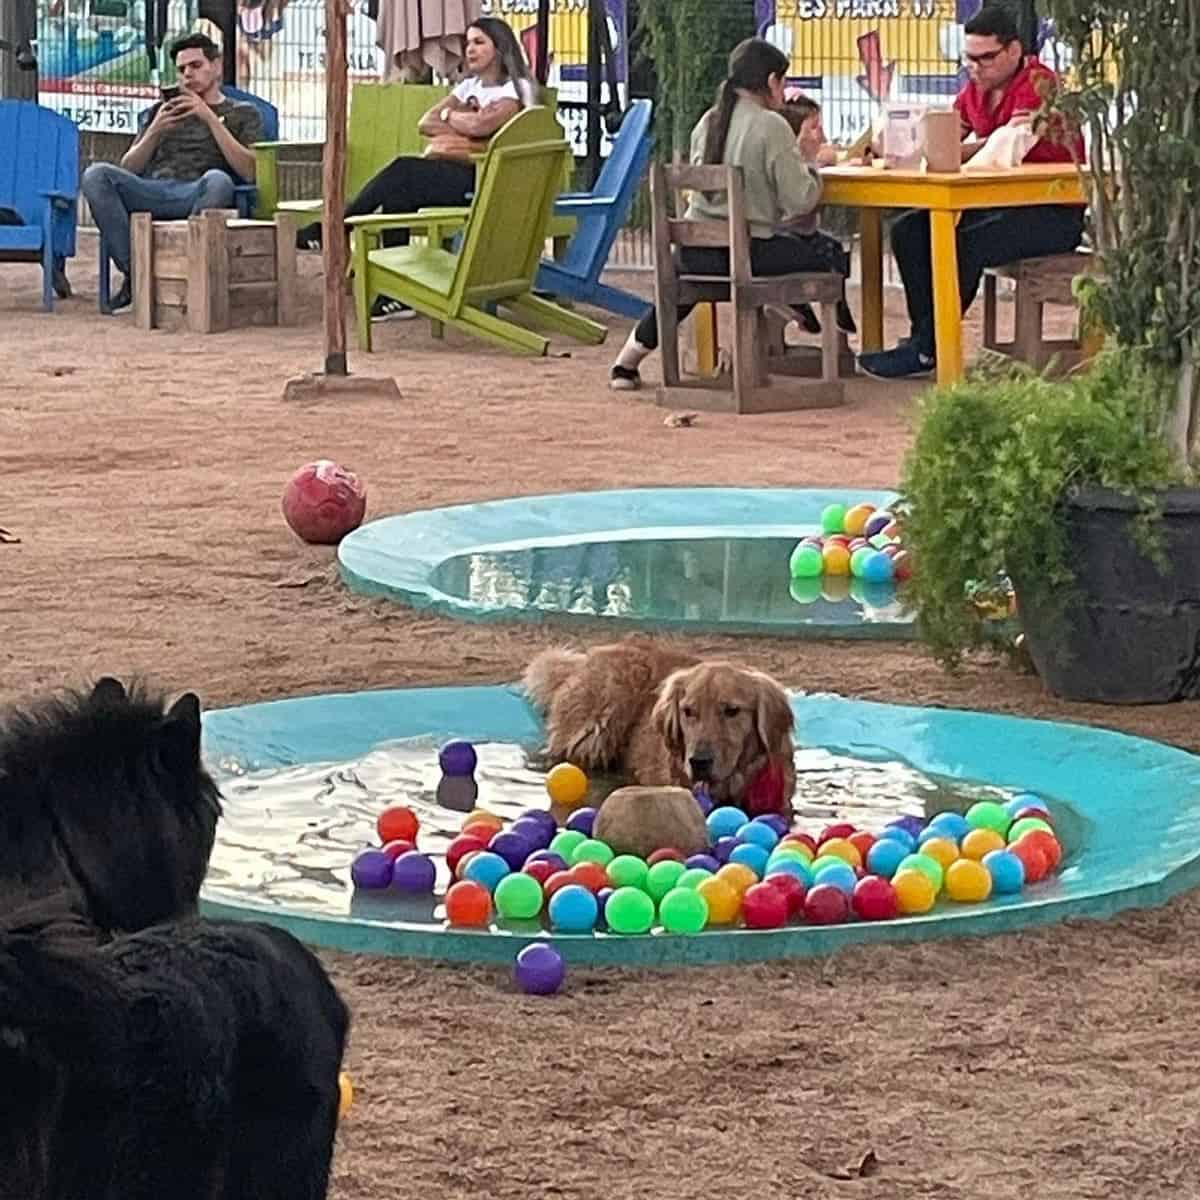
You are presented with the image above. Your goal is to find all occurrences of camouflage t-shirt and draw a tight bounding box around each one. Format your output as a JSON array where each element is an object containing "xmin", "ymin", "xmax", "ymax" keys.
[{"xmin": 143, "ymin": 98, "xmax": 264, "ymax": 183}]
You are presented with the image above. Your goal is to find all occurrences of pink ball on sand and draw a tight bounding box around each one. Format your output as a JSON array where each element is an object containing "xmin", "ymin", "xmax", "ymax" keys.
[{"xmin": 282, "ymin": 460, "xmax": 366, "ymax": 545}]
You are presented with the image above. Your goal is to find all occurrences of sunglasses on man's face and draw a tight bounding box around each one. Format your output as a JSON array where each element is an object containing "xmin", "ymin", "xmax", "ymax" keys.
[{"xmin": 963, "ymin": 43, "xmax": 1013, "ymax": 65}]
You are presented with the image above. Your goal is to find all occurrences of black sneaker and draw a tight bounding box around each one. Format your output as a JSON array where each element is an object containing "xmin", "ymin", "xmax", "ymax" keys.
[
  {"xmin": 836, "ymin": 300, "xmax": 857, "ymax": 336},
  {"xmin": 858, "ymin": 342, "xmax": 935, "ymax": 380},
  {"xmin": 792, "ymin": 303, "xmax": 822, "ymax": 334},
  {"xmin": 109, "ymin": 279, "xmax": 132, "ymax": 311},
  {"xmin": 609, "ymin": 364, "xmax": 642, "ymax": 391},
  {"xmin": 370, "ymin": 295, "xmax": 416, "ymax": 322},
  {"xmin": 296, "ymin": 222, "xmax": 322, "ymax": 251}
]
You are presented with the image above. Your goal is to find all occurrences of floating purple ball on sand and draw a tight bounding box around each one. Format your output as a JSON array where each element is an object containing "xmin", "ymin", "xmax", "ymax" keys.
[
  {"xmin": 713, "ymin": 836, "xmax": 742, "ymax": 863},
  {"xmin": 351, "ymin": 849, "xmax": 394, "ymax": 890},
  {"xmin": 438, "ymin": 739, "xmax": 478, "ymax": 777},
  {"xmin": 514, "ymin": 942, "xmax": 566, "ymax": 996},
  {"xmin": 390, "ymin": 851, "xmax": 436, "ymax": 893},
  {"xmin": 753, "ymin": 813, "xmax": 789, "ymax": 837},
  {"xmin": 489, "ymin": 831, "xmax": 533, "ymax": 871},
  {"xmin": 526, "ymin": 850, "xmax": 568, "ymax": 872},
  {"xmin": 685, "ymin": 853, "xmax": 720, "ymax": 873},
  {"xmin": 565, "ymin": 806, "xmax": 597, "ymax": 837}
]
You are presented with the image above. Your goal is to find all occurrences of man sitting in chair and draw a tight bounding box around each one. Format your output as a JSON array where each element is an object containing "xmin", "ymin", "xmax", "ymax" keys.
[
  {"xmin": 858, "ymin": 4, "xmax": 1085, "ymax": 380},
  {"xmin": 81, "ymin": 32, "xmax": 263, "ymax": 312}
]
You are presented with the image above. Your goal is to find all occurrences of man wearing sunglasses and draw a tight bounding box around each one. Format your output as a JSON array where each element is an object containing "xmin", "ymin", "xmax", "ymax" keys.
[{"xmin": 859, "ymin": 4, "xmax": 1085, "ymax": 380}]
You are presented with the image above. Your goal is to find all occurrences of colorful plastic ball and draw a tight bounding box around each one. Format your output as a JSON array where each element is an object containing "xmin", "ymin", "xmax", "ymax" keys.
[
  {"xmin": 927, "ymin": 812, "xmax": 971, "ymax": 843},
  {"xmin": 546, "ymin": 763, "xmax": 590, "ymax": 809},
  {"xmin": 509, "ymin": 818, "xmax": 553, "ymax": 851},
  {"xmin": 769, "ymin": 844, "xmax": 813, "ymax": 869},
  {"xmin": 605, "ymin": 886, "xmax": 656, "ymax": 934},
  {"xmin": 565, "ymin": 807, "xmax": 598, "ymax": 837},
  {"xmin": 811, "ymin": 854, "xmax": 849, "ymax": 878},
  {"xmin": 1016, "ymin": 828, "xmax": 1062, "ymax": 870},
  {"xmin": 862, "ymin": 551, "xmax": 895, "ymax": 584},
  {"xmin": 849, "ymin": 546, "xmax": 874, "ymax": 578},
  {"xmin": 282, "ymin": 459, "xmax": 366, "ymax": 544},
  {"xmin": 659, "ymin": 886, "xmax": 710, "ymax": 934},
  {"xmin": 876, "ymin": 826, "xmax": 917, "ymax": 852},
  {"xmin": 526, "ymin": 850, "xmax": 568, "ymax": 872},
  {"xmin": 391, "ymin": 851, "xmax": 436, "ymax": 894},
  {"xmin": 852, "ymin": 875, "xmax": 898, "ymax": 921},
  {"xmin": 960, "ymin": 828, "xmax": 1006, "ymax": 861},
  {"xmin": 983, "ymin": 849, "xmax": 1026, "ymax": 895},
  {"xmin": 1005, "ymin": 792, "xmax": 1048, "ymax": 817},
  {"xmin": 1008, "ymin": 817, "xmax": 1056, "ymax": 843},
  {"xmin": 677, "ymin": 867, "xmax": 715, "ymax": 890},
  {"xmin": 811, "ymin": 860, "xmax": 857, "ymax": 895},
  {"xmin": 754, "ymin": 813, "xmax": 790, "ymax": 837},
  {"xmin": 1010, "ymin": 837, "xmax": 1051, "ymax": 883},
  {"xmin": 647, "ymin": 848, "xmax": 687, "ymax": 866},
  {"xmin": 692, "ymin": 785, "xmax": 714, "ymax": 816},
  {"xmin": 381, "ymin": 838, "xmax": 415, "ymax": 860},
  {"xmin": 686, "ymin": 853, "xmax": 721, "ymax": 873},
  {"xmin": 785, "ymin": 832, "xmax": 819, "ymax": 856},
  {"xmin": 549, "ymin": 830, "xmax": 587, "ymax": 861},
  {"xmin": 517, "ymin": 808, "xmax": 558, "ymax": 835},
  {"xmin": 466, "ymin": 808, "xmax": 504, "ymax": 832},
  {"xmin": 454, "ymin": 851, "xmax": 481, "ymax": 881},
  {"xmin": 843, "ymin": 502, "xmax": 876, "ymax": 537},
  {"xmin": 919, "ymin": 836, "xmax": 960, "ymax": 873},
  {"xmin": 716, "ymin": 862, "xmax": 758, "ymax": 897},
  {"xmin": 462, "ymin": 820, "xmax": 502, "ymax": 847},
  {"xmin": 514, "ymin": 942, "xmax": 565, "ymax": 995},
  {"xmin": 897, "ymin": 852, "xmax": 944, "ymax": 893},
  {"xmin": 790, "ymin": 543, "xmax": 824, "ymax": 579},
  {"xmin": 889, "ymin": 814, "xmax": 926, "ymax": 839},
  {"xmin": 350, "ymin": 849, "xmax": 393, "ymax": 890},
  {"xmin": 1012, "ymin": 804, "xmax": 1052, "ymax": 824},
  {"xmin": 571, "ymin": 838, "xmax": 615, "ymax": 867},
  {"xmin": 819, "ymin": 822, "xmax": 857, "ymax": 845},
  {"xmin": 569, "ymin": 862, "xmax": 611, "ymax": 894},
  {"xmin": 543, "ymin": 870, "xmax": 577, "ymax": 900},
  {"xmin": 863, "ymin": 510, "xmax": 893, "ymax": 539},
  {"xmin": 445, "ymin": 880, "xmax": 492, "ymax": 927},
  {"xmin": 891, "ymin": 549, "xmax": 914, "ymax": 581},
  {"xmin": 818, "ymin": 837, "xmax": 863, "ymax": 869},
  {"xmin": 822, "ymin": 543, "xmax": 851, "ymax": 576},
  {"xmin": 646, "ymin": 859, "xmax": 687, "ymax": 902},
  {"xmin": 377, "ymin": 805, "xmax": 419, "ymax": 845},
  {"xmin": 966, "ymin": 800, "xmax": 1012, "ymax": 838},
  {"xmin": 765, "ymin": 871, "xmax": 808, "ymax": 918},
  {"xmin": 736, "ymin": 821, "xmax": 779, "ymax": 851},
  {"xmin": 494, "ymin": 872, "xmax": 544, "ymax": 920},
  {"xmin": 696, "ymin": 876, "xmax": 741, "ymax": 925},
  {"xmin": 338, "ymin": 1071, "xmax": 354, "ymax": 1118},
  {"xmin": 788, "ymin": 578, "xmax": 821, "ymax": 605},
  {"xmin": 596, "ymin": 887, "xmax": 614, "ymax": 920},
  {"xmin": 461, "ymin": 850, "xmax": 509, "ymax": 892},
  {"xmin": 548, "ymin": 884, "xmax": 599, "ymax": 932},
  {"xmin": 713, "ymin": 836, "xmax": 743, "ymax": 864},
  {"xmin": 707, "ymin": 806, "xmax": 750, "ymax": 841},
  {"xmin": 766, "ymin": 858, "xmax": 814, "ymax": 888},
  {"xmin": 438, "ymin": 740, "xmax": 477, "ymax": 777},
  {"xmin": 892, "ymin": 868, "xmax": 937, "ymax": 915},
  {"xmin": 728, "ymin": 842, "xmax": 769, "ymax": 878},
  {"xmin": 945, "ymin": 858, "xmax": 993, "ymax": 903},
  {"xmin": 848, "ymin": 831, "xmax": 877, "ymax": 861},
  {"xmin": 523, "ymin": 860, "xmax": 556, "ymax": 886},
  {"xmin": 607, "ymin": 854, "xmax": 650, "ymax": 892},
  {"xmin": 865, "ymin": 838, "xmax": 908, "ymax": 878},
  {"xmin": 742, "ymin": 881, "xmax": 789, "ymax": 929},
  {"xmin": 489, "ymin": 831, "xmax": 534, "ymax": 871},
  {"xmin": 820, "ymin": 502, "xmax": 847, "ymax": 534},
  {"xmin": 803, "ymin": 882, "xmax": 851, "ymax": 925}
]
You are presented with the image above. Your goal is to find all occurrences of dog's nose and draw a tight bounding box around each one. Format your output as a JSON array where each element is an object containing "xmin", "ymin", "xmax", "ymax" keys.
[{"xmin": 689, "ymin": 752, "xmax": 714, "ymax": 780}]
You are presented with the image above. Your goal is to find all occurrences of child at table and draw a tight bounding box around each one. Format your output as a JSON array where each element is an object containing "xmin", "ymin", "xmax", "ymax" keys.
[{"xmin": 779, "ymin": 94, "xmax": 856, "ymax": 336}]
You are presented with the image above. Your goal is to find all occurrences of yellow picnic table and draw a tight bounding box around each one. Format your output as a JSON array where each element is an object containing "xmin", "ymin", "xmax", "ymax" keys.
[{"xmin": 694, "ymin": 162, "xmax": 1085, "ymax": 386}]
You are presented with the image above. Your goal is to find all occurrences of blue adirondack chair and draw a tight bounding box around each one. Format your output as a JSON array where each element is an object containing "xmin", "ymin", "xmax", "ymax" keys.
[
  {"xmin": 534, "ymin": 98, "xmax": 653, "ymax": 318},
  {"xmin": 98, "ymin": 86, "xmax": 279, "ymax": 313},
  {"xmin": 0, "ymin": 101, "xmax": 80, "ymax": 313}
]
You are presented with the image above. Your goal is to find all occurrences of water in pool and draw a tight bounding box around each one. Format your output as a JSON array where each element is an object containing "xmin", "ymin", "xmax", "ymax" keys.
[
  {"xmin": 429, "ymin": 535, "xmax": 912, "ymax": 632},
  {"xmin": 205, "ymin": 737, "xmax": 1072, "ymax": 919}
]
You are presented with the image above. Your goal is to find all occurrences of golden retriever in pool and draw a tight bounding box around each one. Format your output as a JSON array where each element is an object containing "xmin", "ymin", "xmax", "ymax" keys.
[{"xmin": 522, "ymin": 637, "xmax": 796, "ymax": 819}]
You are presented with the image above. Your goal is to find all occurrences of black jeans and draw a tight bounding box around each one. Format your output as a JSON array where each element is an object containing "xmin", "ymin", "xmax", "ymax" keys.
[
  {"xmin": 891, "ymin": 204, "xmax": 1086, "ymax": 356},
  {"xmin": 633, "ymin": 231, "xmax": 850, "ymax": 351}
]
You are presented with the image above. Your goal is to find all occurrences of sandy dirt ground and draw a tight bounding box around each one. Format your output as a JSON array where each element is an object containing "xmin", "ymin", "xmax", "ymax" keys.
[{"xmin": 4, "ymin": 240, "xmax": 1199, "ymax": 1199}]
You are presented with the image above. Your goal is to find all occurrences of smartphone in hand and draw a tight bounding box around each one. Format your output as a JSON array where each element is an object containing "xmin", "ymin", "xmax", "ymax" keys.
[{"xmin": 160, "ymin": 84, "xmax": 183, "ymax": 102}]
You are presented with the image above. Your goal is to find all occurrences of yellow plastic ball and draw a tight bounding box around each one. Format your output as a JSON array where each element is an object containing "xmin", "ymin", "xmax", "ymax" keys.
[
  {"xmin": 696, "ymin": 876, "xmax": 741, "ymax": 925},
  {"xmin": 892, "ymin": 868, "xmax": 937, "ymax": 915},
  {"xmin": 843, "ymin": 503, "xmax": 877, "ymax": 537},
  {"xmin": 338, "ymin": 1071, "xmax": 354, "ymax": 1119},
  {"xmin": 817, "ymin": 836, "xmax": 862, "ymax": 869},
  {"xmin": 960, "ymin": 828, "xmax": 1006, "ymax": 861},
  {"xmin": 945, "ymin": 858, "xmax": 993, "ymax": 902},
  {"xmin": 716, "ymin": 862, "xmax": 758, "ymax": 897},
  {"xmin": 545, "ymin": 763, "xmax": 589, "ymax": 809},
  {"xmin": 464, "ymin": 809, "xmax": 503, "ymax": 836},
  {"xmin": 822, "ymin": 543, "xmax": 851, "ymax": 576},
  {"xmin": 919, "ymin": 836, "xmax": 960, "ymax": 872}
]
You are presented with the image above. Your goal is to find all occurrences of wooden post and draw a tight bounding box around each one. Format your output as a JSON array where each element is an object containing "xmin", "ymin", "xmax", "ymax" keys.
[
  {"xmin": 322, "ymin": 0, "xmax": 350, "ymax": 376},
  {"xmin": 131, "ymin": 214, "xmax": 155, "ymax": 330}
]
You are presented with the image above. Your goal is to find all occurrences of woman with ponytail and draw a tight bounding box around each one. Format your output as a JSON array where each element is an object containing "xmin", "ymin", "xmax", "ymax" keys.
[{"xmin": 610, "ymin": 37, "xmax": 851, "ymax": 391}]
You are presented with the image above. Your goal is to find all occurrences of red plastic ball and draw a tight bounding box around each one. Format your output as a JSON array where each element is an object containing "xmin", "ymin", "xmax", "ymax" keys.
[
  {"xmin": 543, "ymin": 870, "xmax": 577, "ymax": 900},
  {"xmin": 1013, "ymin": 805, "xmax": 1053, "ymax": 825},
  {"xmin": 892, "ymin": 550, "xmax": 914, "ymax": 581},
  {"xmin": 742, "ymin": 882, "xmax": 789, "ymax": 929},
  {"xmin": 804, "ymin": 883, "xmax": 851, "ymax": 925},
  {"xmin": 281, "ymin": 459, "xmax": 367, "ymax": 545},
  {"xmin": 765, "ymin": 872, "xmax": 808, "ymax": 918},
  {"xmin": 570, "ymin": 862, "xmax": 610, "ymax": 893},
  {"xmin": 522, "ymin": 860, "xmax": 556, "ymax": 886},
  {"xmin": 377, "ymin": 805, "xmax": 419, "ymax": 845},
  {"xmin": 818, "ymin": 822, "xmax": 857, "ymax": 847},
  {"xmin": 1010, "ymin": 838, "xmax": 1051, "ymax": 883},
  {"xmin": 381, "ymin": 839, "xmax": 415, "ymax": 861},
  {"xmin": 848, "ymin": 831, "xmax": 877, "ymax": 863},
  {"xmin": 647, "ymin": 848, "xmax": 686, "ymax": 866},
  {"xmin": 852, "ymin": 875, "xmax": 898, "ymax": 921},
  {"xmin": 444, "ymin": 880, "xmax": 492, "ymax": 927},
  {"xmin": 446, "ymin": 834, "xmax": 487, "ymax": 875},
  {"xmin": 1016, "ymin": 829, "xmax": 1062, "ymax": 871}
]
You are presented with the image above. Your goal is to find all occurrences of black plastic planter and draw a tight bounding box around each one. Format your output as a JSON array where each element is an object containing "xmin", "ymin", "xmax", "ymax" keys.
[{"xmin": 1014, "ymin": 486, "xmax": 1200, "ymax": 704}]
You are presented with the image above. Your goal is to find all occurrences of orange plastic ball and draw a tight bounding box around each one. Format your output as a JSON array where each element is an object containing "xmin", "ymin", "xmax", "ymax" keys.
[
  {"xmin": 466, "ymin": 809, "xmax": 504, "ymax": 835},
  {"xmin": 570, "ymin": 862, "xmax": 610, "ymax": 893},
  {"xmin": 462, "ymin": 820, "xmax": 500, "ymax": 846},
  {"xmin": 696, "ymin": 877, "xmax": 741, "ymax": 925},
  {"xmin": 944, "ymin": 858, "xmax": 993, "ymax": 903},
  {"xmin": 444, "ymin": 880, "xmax": 492, "ymax": 927},
  {"xmin": 919, "ymin": 836, "xmax": 959, "ymax": 872},
  {"xmin": 961, "ymin": 828, "xmax": 1006, "ymax": 861},
  {"xmin": 377, "ymin": 805, "xmax": 419, "ymax": 845},
  {"xmin": 892, "ymin": 868, "xmax": 937, "ymax": 915},
  {"xmin": 818, "ymin": 837, "xmax": 862, "ymax": 869},
  {"xmin": 848, "ymin": 831, "xmax": 877, "ymax": 862},
  {"xmin": 716, "ymin": 862, "xmax": 758, "ymax": 897},
  {"xmin": 822, "ymin": 543, "xmax": 852, "ymax": 576}
]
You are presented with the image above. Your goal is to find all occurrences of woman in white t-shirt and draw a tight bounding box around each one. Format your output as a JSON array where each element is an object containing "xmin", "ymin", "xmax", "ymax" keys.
[{"xmin": 297, "ymin": 16, "xmax": 539, "ymax": 321}]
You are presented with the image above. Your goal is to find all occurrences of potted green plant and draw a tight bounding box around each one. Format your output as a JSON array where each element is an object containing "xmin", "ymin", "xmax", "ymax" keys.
[{"xmin": 899, "ymin": 0, "xmax": 1200, "ymax": 704}]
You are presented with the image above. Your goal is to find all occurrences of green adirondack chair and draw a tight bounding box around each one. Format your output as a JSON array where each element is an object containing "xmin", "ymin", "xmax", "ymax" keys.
[{"xmin": 347, "ymin": 106, "xmax": 606, "ymax": 356}]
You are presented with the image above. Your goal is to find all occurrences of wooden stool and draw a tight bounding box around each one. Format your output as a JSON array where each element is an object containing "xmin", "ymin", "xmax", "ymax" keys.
[
  {"xmin": 982, "ymin": 251, "xmax": 1101, "ymax": 374},
  {"xmin": 131, "ymin": 209, "xmax": 300, "ymax": 333}
]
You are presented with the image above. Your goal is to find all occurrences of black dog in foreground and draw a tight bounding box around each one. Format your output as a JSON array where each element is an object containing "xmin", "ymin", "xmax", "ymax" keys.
[
  {"xmin": 0, "ymin": 676, "xmax": 222, "ymax": 930},
  {"xmin": 0, "ymin": 904, "xmax": 350, "ymax": 1200}
]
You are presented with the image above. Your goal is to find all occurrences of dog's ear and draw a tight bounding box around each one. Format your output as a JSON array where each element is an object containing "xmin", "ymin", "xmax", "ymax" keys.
[
  {"xmin": 651, "ymin": 670, "xmax": 688, "ymax": 759},
  {"xmin": 91, "ymin": 676, "xmax": 127, "ymax": 704},
  {"xmin": 160, "ymin": 692, "xmax": 202, "ymax": 766},
  {"xmin": 751, "ymin": 673, "xmax": 794, "ymax": 756}
]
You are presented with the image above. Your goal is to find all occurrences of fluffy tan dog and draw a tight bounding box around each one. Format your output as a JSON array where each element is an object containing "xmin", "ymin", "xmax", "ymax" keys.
[{"xmin": 522, "ymin": 637, "xmax": 796, "ymax": 819}]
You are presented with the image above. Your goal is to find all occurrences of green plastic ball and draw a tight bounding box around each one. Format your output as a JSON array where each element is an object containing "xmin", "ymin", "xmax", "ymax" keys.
[
  {"xmin": 549, "ymin": 830, "xmax": 586, "ymax": 861},
  {"xmin": 1008, "ymin": 816, "xmax": 1055, "ymax": 843},
  {"xmin": 789, "ymin": 576, "xmax": 823, "ymax": 605},
  {"xmin": 789, "ymin": 543, "xmax": 824, "ymax": 579},
  {"xmin": 646, "ymin": 859, "xmax": 687, "ymax": 902},
  {"xmin": 606, "ymin": 853, "xmax": 649, "ymax": 891},
  {"xmin": 966, "ymin": 800, "xmax": 1011, "ymax": 837},
  {"xmin": 658, "ymin": 886, "xmax": 710, "ymax": 934},
  {"xmin": 677, "ymin": 866, "xmax": 714, "ymax": 890},
  {"xmin": 898, "ymin": 852, "xmax": 945, "ymax": 893},
  {"xmin": 821, "ymin": 503, "xmax": 847, "ymax": 535},
  {"xmin": 571, "ymin": 837, "xmax": 615, "ymax": 867},
  {"xmin": 493, "ymin": 872, "xmax": 543, "ymax": 920},
  {"xmin": 812, "ymin": 854, "xmax": 849, "ymax": 877},
  {"xmin": 849, "ymin": 547, "xmax": 874, "ymax": 578},
  {"xmin": 605, "ymin": 886, "xmax": 656, "ymax": 934}
]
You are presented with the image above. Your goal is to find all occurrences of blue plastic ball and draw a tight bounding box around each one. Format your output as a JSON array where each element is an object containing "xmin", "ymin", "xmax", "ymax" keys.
[
  {"xmin": 927, "ymin": 812, "xmax": 971, "ymax": 843},
  {"xmin": 1005, "ymin": 792, "xmax": 1049, "ymax": 817},
  {"xmin": 737, "ymin": 820, "xmax": 779, "ymax": 851},
  {"xmin": 812, "ymin": 860, "xmax": 857, "ymax": 895},
  {"xmin": 983, "ymin": 849, "xmax": 1026, "ymax": 894},
  {"xmin": 876, "ymin": 826, "xmax": 917, "ymax": 852},
  {"xmin": 461, "ymin": 850, "xmax": 510, "ymax": 892},
  {"xmin": 866, "ymin": 837, "xmax": 908, "ymax": 878},
  {"xmin": 861, "ymin": 550, "xmax": 895, "ymax": 583},
  {"xmin": 707, "ymin": 805, "xmax": 750, "ymax": 841},
  {"xmin": 565, "ymin": 807, "xmax": 598, "ymax": 836},
  {"xmin": 728, "ymin": 842, "xmax": 770, "ymax": 878},
  {"xmin": 766, "ymin": 859, "xmax": 813, "ymax": 888},
  {"xmin": 548, "ymin": 883, "xmax": 599, "ymax": 932},
  {"xmin": 713, "ymin": 836, "xmax": 743, "ymax": 863}
]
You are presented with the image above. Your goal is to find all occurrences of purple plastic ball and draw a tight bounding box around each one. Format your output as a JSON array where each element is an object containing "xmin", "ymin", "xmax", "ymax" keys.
[
  {"xmin": 509, "ymin": 817, "xmax": 553, "ymax": 851},
  {"xmin": 526, "ymin": 850, "xmax": 568, "ymax": 873},
  {"xmin": 752, "ymin": 813, "xmax": 789, "ymax": 837},
  {"xmin": 489, "ymin": 831, "xmax": 533, "ymax": 872},
  {"xmin": 438, "ymin": 739, "xmax": 478, "ymax": 777},
  {"xmin": 713, "ymin": 836, "xmax": 743, "ymax": 864},
  {"xmin": 596, "ymin": 886, "xmax": 615, "ymax": 921},
  {"xmin": 693, "ymin": 784, "xmax": 714, "ymax": 816},
  {"xmin": 514, "ymin": 942, "xmax": 566, "ymax": 996},
  {"xmin": 518, "ymin": 808, "xmax": 559, "ymax": 833},
  {"xmin": 565, "ymin": 806, "xmax": 598, "ymax": 836},
  {"xmin": 685, "ymin": 853, "xmax": 721, "ymax": 873},
  {"xmin": 390, "ymin": 851, "xmax": 436, "ymax": 893},
  {"xmin": 888, "ymin": 814, "xmax": 926, "ymax": 839},
  {"xmin": 351, "ymin": 849, "xmax": 394, "ymax": 890}
]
